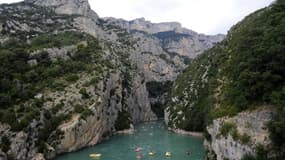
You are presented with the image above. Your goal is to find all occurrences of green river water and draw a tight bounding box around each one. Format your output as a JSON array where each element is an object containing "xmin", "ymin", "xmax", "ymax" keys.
[{"xmin": 55, "ymin": 121, "xmax": 205, "ymax": 160}]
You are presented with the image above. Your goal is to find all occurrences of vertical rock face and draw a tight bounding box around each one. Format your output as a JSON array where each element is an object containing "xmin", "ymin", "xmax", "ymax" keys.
[
  {"xmin": 104, "ymin": 17, "xmax": 224, "ymax": 81},
  {"xmin": 105, "ymin": 17, "xmax": 224, "ymax": 59},
  {"xmin": 52, "ymin": 72, "xmax": 156, "ymax": 156},
  {"xmin": 105, "ymin": 17, "xmax": 183, "ymax": 34},
  {"xmin": 205, "ymin": 107, "xmax": 276, "ymax": 160},
  {"xmin": 24, "ymin": 0, "xmax": 98, "ymax": 19}
]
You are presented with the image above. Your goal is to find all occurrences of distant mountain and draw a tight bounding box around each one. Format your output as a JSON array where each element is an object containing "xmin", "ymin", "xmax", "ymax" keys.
[{"xmin": 104, "ymin": 17, "xmax": 224, "ymax": 59}]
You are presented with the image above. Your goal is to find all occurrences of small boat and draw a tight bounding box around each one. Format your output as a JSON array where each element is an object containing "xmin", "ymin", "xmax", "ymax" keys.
[
  {"xmin": 148, "ymin": 151, "xmax": 155, "ymax": 156},
  {"xmin": 165, "ymin": 151, "xmax": 171, "ymax": 157},
  {"xmin": 135, "ymin": 147, "xmax": 143, "ymax": 152},
  {"xmin": 136, "ymin": 154, "xmax": 144, "ymax": 159},
  {"xmin": 89, "ymin": 153, "xmax": 101, "ymax": 158}
]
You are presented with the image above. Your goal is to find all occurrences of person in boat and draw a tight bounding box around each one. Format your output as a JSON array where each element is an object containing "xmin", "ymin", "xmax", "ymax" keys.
[
  {"xmin": 136, "ymin": 153, "xmax": 144, "ymax": 159},
  {"xmin": 148, "ymin": 150, "xmax": 155, "ymax": 156},
  {"xmin": 135, "ymin": 147, "xmax": 142, "ymax": 152},
  {"xmin": 165, "ymin": 151, "xmax": 171, "ymax": 157},
  {"xmin": 89, "ymin": 153, "xmax": 101, "ymax": 158}
]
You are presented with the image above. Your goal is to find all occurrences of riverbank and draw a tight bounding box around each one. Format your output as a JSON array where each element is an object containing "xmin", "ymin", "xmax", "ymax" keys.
[
  {"xmin": 169, "ymin": 128, "xmax": 204, "ymax": 137},
  {"xmin": 115, "ymin": 124, "xmax": 135, "ymax": 134}
]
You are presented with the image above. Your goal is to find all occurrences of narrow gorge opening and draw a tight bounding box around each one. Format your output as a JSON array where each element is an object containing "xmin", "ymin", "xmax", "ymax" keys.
[{"xmin": 145, "ymin": 81, "xmax": 173, "ymax": 118}]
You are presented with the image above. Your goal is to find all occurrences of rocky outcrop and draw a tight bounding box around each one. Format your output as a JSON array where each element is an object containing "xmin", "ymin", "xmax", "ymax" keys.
[
  {"xmin": 56, "ymin": 115, "xmax": 103, "ymax": 153},
  {"xmin": 29, "ymin": 43, "xmax": 85, "ymax": 62},
  {"xmin": 24, "ymin": 0, "xmax": 98, "ymax": 19},
  {"xmin": 205, "ymin": 107, "xmax": 276, "ymax": 160},
  {"xmin": 104, "ymin": 17, "xmax": 183, "ymax": 34}
]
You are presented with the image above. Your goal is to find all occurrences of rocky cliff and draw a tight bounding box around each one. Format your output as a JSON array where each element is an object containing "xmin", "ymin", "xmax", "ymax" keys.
[
  {"xmin": 24, "ymin": 0, "xmax": 98, "ymax": 19},
  {"xmin": 205, "ymin": 107, "xmax": 276, "ymax": 160},
  {"xmin": 0, "ymin": 0, "xmax": 223, "ymax": 159},
  {"xmin": 105, "ymin": 17, "xmax": 224, "ymax": 60}
]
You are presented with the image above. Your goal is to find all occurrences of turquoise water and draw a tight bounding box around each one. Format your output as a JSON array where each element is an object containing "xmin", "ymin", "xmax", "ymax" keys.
[{"xmin": 55, "ymin": 121, "xmax": 205, "ymax": 160}]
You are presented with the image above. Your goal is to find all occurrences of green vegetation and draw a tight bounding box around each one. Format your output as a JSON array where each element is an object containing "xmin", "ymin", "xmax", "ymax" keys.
[
  {"xmin": 167, "ymin": 46, "xmax": 222, "ymax": 131},
  {"xmin": 222, "ymin": 1, "xmax": 285, "ymax": 110},
  {"xmin": 268, "ymin": 86, "xmax": 285, "ymax": 157},
  {"xmin": 0, "ymin": 31, "xmax": 104, "ymax": 131},
  {"xmin": 0, "ymin": 2, "xmax": 78, "ymax": 40},
  {"xmin": 29, "ymin": 32, "xmax": 89, "ymax": 50},
  {"xmin": 241, "ymin": 145, "xmax": 269, "ymax": 160},
  {"xmin": 79, "ymin": 88, "xmax": 90, "ymax": 99},
  {"xmin": 217, "ymin": 122, "xmax": 251, "ymax": 144},
  {"xmin": 65, "ymin": 74, "xmax": 79, "ymax": 82},
  {"xmin": 167, "ymin": 0, "xmax": 285, "ymax": 156},
  {"xmin": 37, "ymin": 110, "xmax": 71, "ymax": 153},
  {"xmin": 74, "ymin": 104, "xmax": 85, "ymax": 113},
  {"xmin": 80, "ymin": 108, "xmax": 94, "ymax": 120},
  {"xmin": 218, "ymin": 122, "xmax": 237, "ymax": 137},
  {"xmin": 0, "ymin": 136, "xmax": 10, "ymax": 152},
  {"xmin": 114, "ymin": 110, "xmax": 131, "ymax": 131},
  {"xmin": 240, "ymin": 133, "xmax": 251, "ymax": 145}
]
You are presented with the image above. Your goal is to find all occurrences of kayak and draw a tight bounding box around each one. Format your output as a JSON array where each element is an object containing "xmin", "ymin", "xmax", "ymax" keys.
[
  {"xmin": 165, "ymin": 152, "xmax": 171, "ymax": 157},
  {"xmin": 135, "ymin": 147, "xmax": 143, "ymax": 152},
  {"xmin": 136, "ymin": 154, "xmax": 144, "ymax": 159},
  {"xmin": 148, "ymin": 152, "xmax": 155, "ymax": 156},
  {"xmin": 89, "ymin": 153, "xmax": 101, "ymax": 158}
]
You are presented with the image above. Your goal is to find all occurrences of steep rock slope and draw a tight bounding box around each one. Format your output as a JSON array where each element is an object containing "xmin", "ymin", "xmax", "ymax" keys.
[
  {"xmin": 104, "ymin": 17, "xmax": 224, "ymax": 116},
  {"xmin": 25, "ymin": 0, "xmax": 98, "ymax": 19},
  {"xmin": 0, "ymin": 0, "xmax": 223, "ymax": 159},
  {"xmin": 105, "ymin": 17, "xmax": 224, "ymax": 62},
  {"xmin": 166, "ymin": 1, "xmax": 285, "ymax": 159},
  {"xmin": 0, "ymin": 1, "xmax": 155, "ymax": 159}
]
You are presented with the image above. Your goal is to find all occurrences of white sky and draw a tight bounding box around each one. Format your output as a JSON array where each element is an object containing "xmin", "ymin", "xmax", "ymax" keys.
[{"xmin": 0, "ymin": 0, "xmax": 275, "ymax": 34}]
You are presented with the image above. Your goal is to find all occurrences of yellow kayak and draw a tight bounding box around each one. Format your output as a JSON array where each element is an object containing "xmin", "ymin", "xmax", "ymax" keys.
[
  {"xmin": 165, "ymin": 152, "xmax": 171, "ymax": 157},
  {"xmin": 89, "ymin": 153, "xmax": 101, "ymax": 158},
  {"xmin": 148, "ymin": 152, "xmax": 155, "ymax": 156}
]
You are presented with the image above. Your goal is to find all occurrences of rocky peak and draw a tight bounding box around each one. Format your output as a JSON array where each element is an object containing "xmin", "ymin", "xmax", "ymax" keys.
[
  {"xmin": 104, "ymin": 17, "xmax": 184, "ymax": 34},
  {"xmin": 24, "ymin": 0, "xmax": 98, "ymax": 19},
  {"xmin": 104, "ymin": 17, "xmax": 225, "ymax": 43}
]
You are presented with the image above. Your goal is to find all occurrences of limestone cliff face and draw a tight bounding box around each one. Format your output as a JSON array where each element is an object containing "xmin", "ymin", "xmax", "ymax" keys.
[
  {"xmin": 24, "ymin": 0, "xmax": 99, "ymax": 20},
  {"xmin": 205, "ymin": 107, "xmax": 276, "ymax": 160},
  {"xmin": 104, "ymin": 17, "xmax": 183, "ymax": 34},
  {"xmin": 51, "ymin": 73, "xmax": 155, "ymax": 157},
  {"xmin": 105, "ymin": 17, "xmax": 224, "ymax": 61},
  {"xmin": 24, "ymin": 0, "xmax": 98, "ymax": 19}
]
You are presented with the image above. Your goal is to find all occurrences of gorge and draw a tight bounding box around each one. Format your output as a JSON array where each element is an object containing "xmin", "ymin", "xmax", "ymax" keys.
[{"xmin": 0, "ymin": 0, "xmax": 284, "ymax": 160}]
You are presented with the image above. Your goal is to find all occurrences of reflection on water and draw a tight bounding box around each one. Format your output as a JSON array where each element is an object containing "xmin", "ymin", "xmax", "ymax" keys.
[{"xmin": 55, "ymin": 121, "xmax": 205, "ymax": 160}]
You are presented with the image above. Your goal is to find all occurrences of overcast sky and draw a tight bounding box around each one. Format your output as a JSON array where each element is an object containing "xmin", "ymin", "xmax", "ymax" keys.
[{"xmin": 0, "ymin": 0, "xmax": 275, "ymax": 34}]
